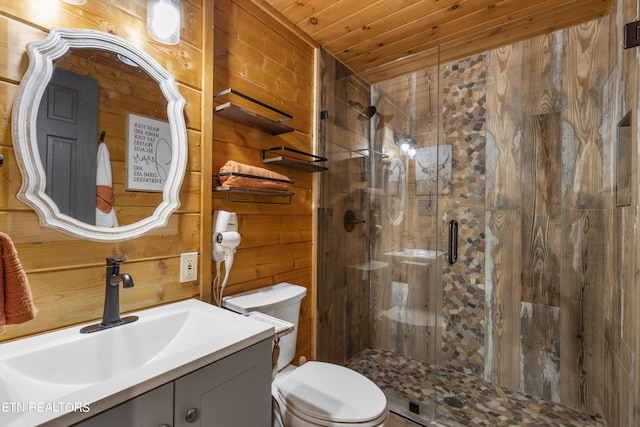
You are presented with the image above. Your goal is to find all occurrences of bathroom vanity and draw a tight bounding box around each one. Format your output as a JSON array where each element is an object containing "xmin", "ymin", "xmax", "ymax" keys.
[
  {"xmin": 3, "ymin": 27, "xmax": 275, "ymax": 426},
  {"xmin": 73, "ymin": 339, "xmax": 272, "ymax": 427},
  {"xmin": 0, "ymin": 300, "xmax": 274, "ymax": 427}
]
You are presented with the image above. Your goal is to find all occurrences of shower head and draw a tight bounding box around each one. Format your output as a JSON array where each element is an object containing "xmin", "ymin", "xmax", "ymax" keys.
[
  {"xmin": 348, "ymin": 100, "xmax": 377, "ymax": 120},
  {"xmin": 359, "ymin": 105, "xmax": 377, "ymax": 120}
]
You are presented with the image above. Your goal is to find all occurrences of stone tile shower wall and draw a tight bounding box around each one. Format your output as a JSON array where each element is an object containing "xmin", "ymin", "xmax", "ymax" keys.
[{"xmin": 438, "ymin": 55, "xmax": 488, "ymax": 377}]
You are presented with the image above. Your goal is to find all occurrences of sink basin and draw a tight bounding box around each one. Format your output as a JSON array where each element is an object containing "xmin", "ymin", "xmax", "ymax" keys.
[
  {"xmin": 0, "ymin": 299, "xmax": 273, "ymax": 427},
  {"xmin": 383, "ymin": 249, "xmax": 444, "ymax": 259}
]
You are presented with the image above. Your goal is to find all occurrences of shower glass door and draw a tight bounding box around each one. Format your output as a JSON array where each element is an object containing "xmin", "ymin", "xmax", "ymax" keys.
[
  {"xmin": 316, "ymin": 46, "xmax": 444, "ymax": 424},
  {"xmin": 364, "ymin": 47, "xmax": 443, "ymax": 423}
]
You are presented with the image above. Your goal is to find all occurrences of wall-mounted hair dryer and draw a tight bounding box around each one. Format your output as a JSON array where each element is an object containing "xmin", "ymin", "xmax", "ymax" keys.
[{"xmin": 212, "ymin": 210, "xmax": 241, "ymax": 305}]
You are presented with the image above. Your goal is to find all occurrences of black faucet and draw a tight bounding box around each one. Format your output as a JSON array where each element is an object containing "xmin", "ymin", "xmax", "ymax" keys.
[{"xmin": 80, "ymin": 257, "xmax": 138, "ymax": 333}]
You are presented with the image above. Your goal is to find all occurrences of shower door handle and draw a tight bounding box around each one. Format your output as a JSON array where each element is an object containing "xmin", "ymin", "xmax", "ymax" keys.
[{"xmin": 448, "ymin": 220, "xmax": 458, "ymax": 265}]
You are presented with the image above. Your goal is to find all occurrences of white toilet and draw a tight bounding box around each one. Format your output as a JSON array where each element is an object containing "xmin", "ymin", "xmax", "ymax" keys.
[{"xmin": 222, "ymin": 282, "xmax": 389, "ymax": 427}]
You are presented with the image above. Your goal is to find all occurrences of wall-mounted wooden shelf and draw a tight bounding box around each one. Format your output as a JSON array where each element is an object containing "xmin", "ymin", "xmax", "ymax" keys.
[
  {"xmin": 262, "ymin": 146, "xmax": 328, "ymax": 172},
  {"xmin": 214, "ymin": 185, "xmax": 294, "ymax": 204},
  {"xmin": 214, "ymin": 89, "xmax": 294, "ymax": 135}
]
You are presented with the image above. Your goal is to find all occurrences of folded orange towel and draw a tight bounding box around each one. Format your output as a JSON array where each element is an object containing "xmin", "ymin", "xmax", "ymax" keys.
[
  {"xmin": 0, "ymin": 232, "xmax": 37, "ymax": 335},
  {"xmin": 96, "ymin": 185, "xmax": 114, "ymax": 214},
  {"xmin": 218, "ymin": 160, "xmax": 291, "ymax": 191}
]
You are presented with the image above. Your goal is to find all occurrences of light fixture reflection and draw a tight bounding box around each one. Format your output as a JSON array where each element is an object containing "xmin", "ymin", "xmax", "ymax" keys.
[
  {"xmin": 61, "ymin": 0, "xmax": 87, "ymax": 4},
  {"xmin": 397, "ymin": 134, "xmax": 417, "ymax": 158},
  {"xmin": 147, "ymin": 0, "xmax": 181, "ymax": 45}
]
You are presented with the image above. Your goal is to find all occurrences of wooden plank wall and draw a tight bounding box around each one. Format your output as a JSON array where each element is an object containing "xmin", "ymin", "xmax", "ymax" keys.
[
  {"xmin": 0, "ymin": 0, "xmax": 206, "ymax": 342},
  {"xmin": 212, "ymin": 0, "xmax": 317, "ymax": 363},
  {"xmin": 0, "ymin": 0, "xmax": 318, "ymax": 367}
]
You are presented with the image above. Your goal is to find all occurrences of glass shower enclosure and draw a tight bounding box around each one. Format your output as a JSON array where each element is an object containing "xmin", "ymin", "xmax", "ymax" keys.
[
  {"xmin": 318, "ymin": 20, "xmax": 610, "ymax": 424},
  {"xmin": 316, "ymin": 46, "xmax": 444, "ymax": 423}
]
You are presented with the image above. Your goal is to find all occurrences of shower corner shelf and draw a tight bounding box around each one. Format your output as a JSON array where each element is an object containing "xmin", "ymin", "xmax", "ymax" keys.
[
  {"xmin": 214, "ymin": 185, "xmax": 294, "ymax": 205},
  {"xmin": 214, "ymin": 88, "xmax": 294, "ymax": 135},
  {"xmin": 262, "ymin": 146, "xmax": 328, "ymax": 173}
]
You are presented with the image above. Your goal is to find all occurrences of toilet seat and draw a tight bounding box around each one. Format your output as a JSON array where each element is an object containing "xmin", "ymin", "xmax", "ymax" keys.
[{"xmin": 275, "ymin": 361, "xmax": 388, "ymax": 426}]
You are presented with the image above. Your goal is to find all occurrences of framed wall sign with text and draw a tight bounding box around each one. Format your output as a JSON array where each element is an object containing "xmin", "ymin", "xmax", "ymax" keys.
[{"xmin": 126, "ymin": 113, "xmax": 172, "ymax": 192}]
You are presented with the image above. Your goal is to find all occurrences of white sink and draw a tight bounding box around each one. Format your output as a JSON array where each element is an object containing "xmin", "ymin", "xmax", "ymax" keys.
[
  {"xmin": 383, "ymin": 249, "xmax": 444, "ymax": 259},
  {"xmin": 0, "ymin": 299, "xmax": 273, "ymax": 427}
]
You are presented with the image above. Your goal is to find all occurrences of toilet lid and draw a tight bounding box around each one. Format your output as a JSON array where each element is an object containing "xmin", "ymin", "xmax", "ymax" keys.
[{"xmin": 276, "ymin": 361, "xmax": 387, "ymax": 424}]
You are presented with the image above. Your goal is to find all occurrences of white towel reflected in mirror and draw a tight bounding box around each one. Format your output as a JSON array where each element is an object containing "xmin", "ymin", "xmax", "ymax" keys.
[{"xmin": 95, "ymin": 142, "xmax": 119, "ymax": 227}]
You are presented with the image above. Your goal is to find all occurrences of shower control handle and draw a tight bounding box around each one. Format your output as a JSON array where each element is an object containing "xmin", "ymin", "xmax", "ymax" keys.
[
  {"xmin": 344, "ymin": 210, "xmax": 365, "ymax": 232},
  {"xmin": 448, "ymin": 219, "xmax": 458, "ymax": 265}
]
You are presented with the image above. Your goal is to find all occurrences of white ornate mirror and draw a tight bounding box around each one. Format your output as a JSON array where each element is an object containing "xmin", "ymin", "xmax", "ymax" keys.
[
  {"xmin": 386, "ymin": 157, "xmax": 405, "ymax": 226},
  {"xmin": 12, "ymin": 28, "xmax": 187, "ymax": 242}
]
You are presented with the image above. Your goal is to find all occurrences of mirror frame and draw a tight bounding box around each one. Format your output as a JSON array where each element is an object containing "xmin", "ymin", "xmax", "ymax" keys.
[
  {"xmin": 387, "ymin": 157, "xmax": 405, "ymax": 226},
  {"xmin": 12, "ymin": 27, "xmax": 188, "ymax": 242}
]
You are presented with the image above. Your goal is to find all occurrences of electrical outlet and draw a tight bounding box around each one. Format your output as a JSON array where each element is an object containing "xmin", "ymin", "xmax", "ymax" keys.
[{"xmin": 180, "ymin": 252, "xmax": 198, "ymax": 282}]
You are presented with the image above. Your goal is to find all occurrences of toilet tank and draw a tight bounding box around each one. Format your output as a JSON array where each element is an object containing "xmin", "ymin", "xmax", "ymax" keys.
[{"xmin": 222, "ymin": 282, "xmax": 307, "ymax": 370}]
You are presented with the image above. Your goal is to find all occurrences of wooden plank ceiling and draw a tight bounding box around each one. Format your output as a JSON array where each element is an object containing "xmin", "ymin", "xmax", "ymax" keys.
[{"xmin": 262, "ymin": 0, "xmax": 614, "ymax": 83}]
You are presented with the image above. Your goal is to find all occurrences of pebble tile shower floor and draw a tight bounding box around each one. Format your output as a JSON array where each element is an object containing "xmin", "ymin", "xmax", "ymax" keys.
[{"xmin": 345, "ymin": 348, "xmax": 603, "ymax": 427}]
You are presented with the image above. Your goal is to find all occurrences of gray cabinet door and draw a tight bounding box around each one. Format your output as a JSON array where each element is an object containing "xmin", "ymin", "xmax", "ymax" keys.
[
  {"xmin": 73, "ymin": 382, "xmax": 174, "ymax": 427},
  {"xmin": 37, "ymin": 66, "xmax": 98, "ymax": 225},
  {"xmin": 174, "ymin": 339, "xmax": 272, "ymax": 427}
]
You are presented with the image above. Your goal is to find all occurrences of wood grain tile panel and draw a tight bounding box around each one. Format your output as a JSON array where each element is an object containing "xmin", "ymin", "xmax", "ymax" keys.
[
  {"xmin": 520, "ymin": 33, "xmax": 564, "ymax": 116},
  {"xmin": 521, "ymin": 213, "xmax": 561, "ymax": 307},
  {"xmin": 485, "ymin": 44, "xmax": 521, "ymax": 211},
  {"xmin": 486, "ymin": 209, "xmax": 522, "ymax": 390},
  {"xmin": 560, "ymin": 209, "xmax": 605, "ymax": 412},
  {"xmin": 521, "ymin": 114, "xmax": 561, "ymax": 307},
  {"xmin": 564, "ymin": 20, "xmax": 605, "ymax": 208},
  {"xmin": 520, "ymin": 302, "xmax": 560, "ymax": 400}
]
